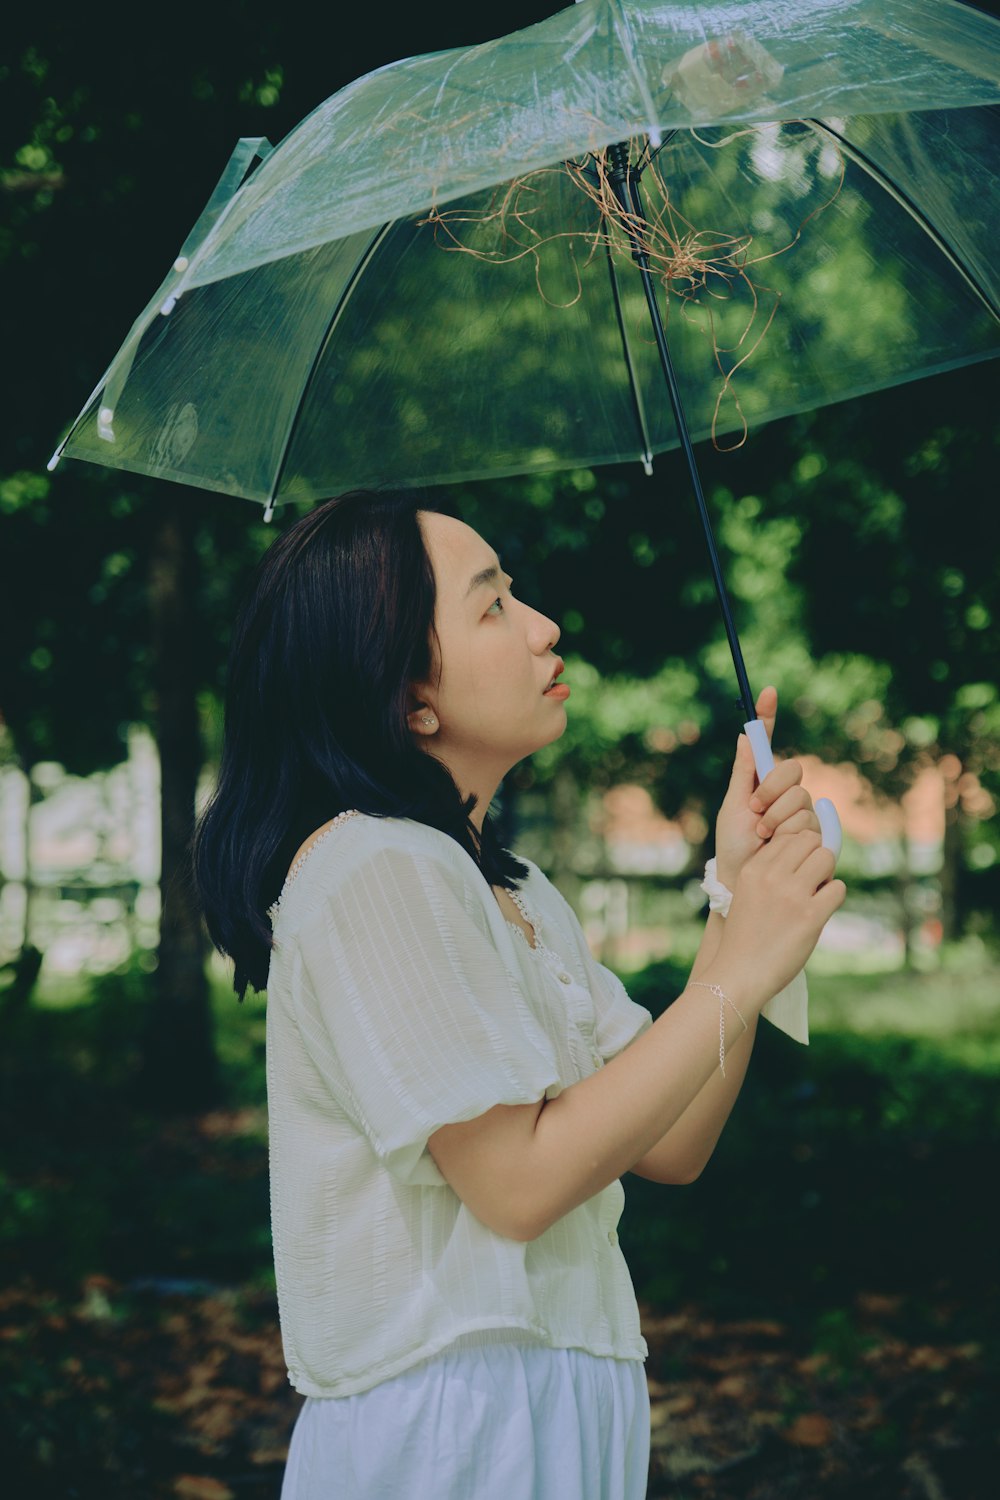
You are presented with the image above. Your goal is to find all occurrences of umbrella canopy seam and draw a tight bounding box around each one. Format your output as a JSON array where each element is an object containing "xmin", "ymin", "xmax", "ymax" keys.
[
  {"xmin": 265, "ymin": 223, "xmax": 394, "ymax": 514},
  {"xmin": 808, "ymin": 116, "xmax": 1000, "ymax": 323}
]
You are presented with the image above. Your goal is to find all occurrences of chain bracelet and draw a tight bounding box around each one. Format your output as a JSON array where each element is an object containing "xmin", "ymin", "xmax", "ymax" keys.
[{"xmin": 692, "ymin": 978, "xmax": 746, "ymax": 1074}]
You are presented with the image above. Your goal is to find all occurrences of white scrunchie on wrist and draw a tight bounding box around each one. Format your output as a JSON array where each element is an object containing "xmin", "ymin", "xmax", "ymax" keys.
[
  {"xmin": 699, "ymin": 856, "xmax": 810, "ymax": 1046},
  {"xmin": 700, "ymin": 856, "xmax": 733, "ymax": 916}
]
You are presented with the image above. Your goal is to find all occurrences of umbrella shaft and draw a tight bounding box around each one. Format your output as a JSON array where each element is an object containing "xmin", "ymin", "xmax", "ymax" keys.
[{"xmin": 606, "ymin": 143, "xmax": 757, "ymax": 725}]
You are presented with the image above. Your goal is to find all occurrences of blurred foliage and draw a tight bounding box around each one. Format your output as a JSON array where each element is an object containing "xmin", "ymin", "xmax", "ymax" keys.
[
  {"xmin": 0, "ymin": 964, "xmax": 271, "ymax": 1290},
  {"xmin": 1, "ymin": 0, "xmax": 997, "ymax": 908},
  {"xmin": 457, "ymin": 390, "xmax": 999, "ymax": 919},
  {"xmin": 618, "ymin": 957, "xmax": 1000, "ymax": 1330}
]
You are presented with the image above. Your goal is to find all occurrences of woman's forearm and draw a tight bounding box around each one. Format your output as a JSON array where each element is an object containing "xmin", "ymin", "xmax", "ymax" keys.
[
  {"xmin": 624, "ymin": 909, "xmax": 756, "ymax": 1182},
  {"xmin": 690, "ymin": 909, "xmax": 726, "ymax": 979},
  {"xmin": 532, "ymin": 912, "xmax": 757, "ymax": 1211},
  {"xmin": 427, "ymin": 937, "xmax": 759, "ymax": 1243},
  {"xmin": 629, "ymin": 1008, "xmax": 759, "ymax": 1182},
  {"xmin": 524, "ymin": 955, "xmax": 764, "ymax": 1237}
]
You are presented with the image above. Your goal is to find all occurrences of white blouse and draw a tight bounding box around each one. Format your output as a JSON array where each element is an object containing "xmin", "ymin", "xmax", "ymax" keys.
[{"xmin": 264, "ymin": 812, "xmax": 654, "ymax": 1399}]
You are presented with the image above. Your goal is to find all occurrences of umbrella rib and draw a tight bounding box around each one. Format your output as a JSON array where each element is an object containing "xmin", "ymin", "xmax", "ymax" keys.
[
  {"xmin": 603, "ymin": 230, "xmax": 654, "ymax": 474},
  {"xmin": 807, "ymin": 118, "xmax": 1000, "ymax": 324},
  {"xmin": 265, "ymin": 222, "xmax": 394, "ymax": 512}
]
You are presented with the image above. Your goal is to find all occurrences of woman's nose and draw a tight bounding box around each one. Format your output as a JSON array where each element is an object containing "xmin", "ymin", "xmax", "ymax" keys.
[{"xmin": 530, "ymin": 607, "xmax": 560, "ymax": 652}]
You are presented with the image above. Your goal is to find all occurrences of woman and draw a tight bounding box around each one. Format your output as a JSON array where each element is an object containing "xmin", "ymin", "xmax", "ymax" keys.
[{"xmin": 194, "ymin": 488, "xmax": 844, "ymax": 1499}]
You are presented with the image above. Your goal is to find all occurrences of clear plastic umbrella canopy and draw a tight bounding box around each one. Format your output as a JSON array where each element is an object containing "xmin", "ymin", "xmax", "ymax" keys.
[{"xmin": 52, "ymin": 0, "xmax": 1000, "ymax": 514}]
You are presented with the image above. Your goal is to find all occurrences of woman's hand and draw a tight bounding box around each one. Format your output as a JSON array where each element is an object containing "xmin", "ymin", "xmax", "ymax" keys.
[
  {"xmin": 714, "ymin": 685, "xmax": 821, "ymax": 891},
  {"xmin": 711, "ymin": 824, "xmax": 846, "ymax": 1009}
]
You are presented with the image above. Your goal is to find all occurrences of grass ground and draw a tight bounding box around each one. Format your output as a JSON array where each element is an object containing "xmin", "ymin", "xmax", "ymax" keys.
[{"xmin": 1, "ymin": 945, "xmax": 997, "ymax": 1497}]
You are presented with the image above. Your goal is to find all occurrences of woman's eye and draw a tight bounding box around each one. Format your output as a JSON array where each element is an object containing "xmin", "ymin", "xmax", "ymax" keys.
[{"xmin": 486, "ymin": 596, "xmax": 505, "ymax": 615}]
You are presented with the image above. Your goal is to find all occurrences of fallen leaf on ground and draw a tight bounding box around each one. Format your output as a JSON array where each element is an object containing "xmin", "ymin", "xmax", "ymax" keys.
[
  {"xmin": 784, "ymin": 1411, "xmax": 834, "ymax": 1447},
  {"xmin": 173, "ymin": 1478, "xmax": 234, "ymax": 1500}
]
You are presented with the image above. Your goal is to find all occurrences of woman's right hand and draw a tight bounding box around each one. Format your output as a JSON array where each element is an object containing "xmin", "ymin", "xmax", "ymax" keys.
[{"xmin": 710, "ymin": 826, "xmax": 846, "ymax": 1011}]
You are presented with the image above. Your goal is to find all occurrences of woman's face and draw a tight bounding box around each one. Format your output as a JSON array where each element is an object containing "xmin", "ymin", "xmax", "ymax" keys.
[{"xmin": 410, "ymin": 511, "xmax": 568, "ymax": 805}]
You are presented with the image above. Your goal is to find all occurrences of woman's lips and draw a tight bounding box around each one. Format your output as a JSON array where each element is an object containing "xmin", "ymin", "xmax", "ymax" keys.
[
  {"xmin": 543, "ymin": 682, "xmax": 570, "ymax": 700},
  {"xmin": 543, "ymin": 657, "xmax": 566, "ymax": 695}
]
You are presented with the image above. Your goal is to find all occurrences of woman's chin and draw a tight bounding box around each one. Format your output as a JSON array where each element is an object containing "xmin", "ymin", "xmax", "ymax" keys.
[{"xmin": 536, "ymin": 708, "xmax": 569, "ymax": 749}]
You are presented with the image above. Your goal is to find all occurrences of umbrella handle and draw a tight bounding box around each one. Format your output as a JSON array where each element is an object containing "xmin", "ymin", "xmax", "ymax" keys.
[{"xmin": 744, "ymin": 719, "xmax": 843, "ymax": 861}]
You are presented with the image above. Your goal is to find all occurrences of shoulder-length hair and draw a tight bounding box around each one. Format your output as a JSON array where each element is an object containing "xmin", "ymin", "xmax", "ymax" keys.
[{"xmin": 193, "ymin": 489, "xmax": 527, "ymax": 1000}]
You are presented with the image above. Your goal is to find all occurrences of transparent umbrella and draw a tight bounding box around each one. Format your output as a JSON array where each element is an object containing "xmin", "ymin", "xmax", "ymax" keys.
[{"xmin": 49, "ymin": 0, "xmax": 1000, "ymax": 825}]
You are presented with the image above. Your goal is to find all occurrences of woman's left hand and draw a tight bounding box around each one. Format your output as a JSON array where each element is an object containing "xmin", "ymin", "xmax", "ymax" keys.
[{"xmin": 714, "ymin": 685, "xmax": 822, "ymax": 891}]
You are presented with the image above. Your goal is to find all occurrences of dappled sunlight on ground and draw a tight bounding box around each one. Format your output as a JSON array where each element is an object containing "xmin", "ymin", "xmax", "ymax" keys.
[
  {"xmin": 2, "ymin": 1276, "xmax": 992, "ymax": 1498},
  {"xmin": 640, "ymin": 1294, "xmax": 991, "ymax": 1498}
]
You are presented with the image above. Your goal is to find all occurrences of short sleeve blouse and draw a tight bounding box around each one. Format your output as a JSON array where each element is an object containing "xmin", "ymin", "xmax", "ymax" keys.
[{"xmin": 264, "ymin": 813, "xmax": 653, "ymax": 1398}]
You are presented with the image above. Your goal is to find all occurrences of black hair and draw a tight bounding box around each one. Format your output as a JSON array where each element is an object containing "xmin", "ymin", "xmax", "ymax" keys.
[{"xmin": 193, "ymin": 488, "xmax": 527, "ymax": 1000}]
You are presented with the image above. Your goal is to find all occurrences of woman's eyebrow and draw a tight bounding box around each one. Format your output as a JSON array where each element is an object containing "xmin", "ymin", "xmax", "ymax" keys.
[{"xmin": 464, "ymin": 561, "xmax": 503, "ymax": 598}]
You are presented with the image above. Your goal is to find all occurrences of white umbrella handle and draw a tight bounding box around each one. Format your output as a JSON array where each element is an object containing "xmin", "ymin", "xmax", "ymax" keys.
[{"xmin": 744, "ymin": 720, "xmax": 842, "ymax": 861}]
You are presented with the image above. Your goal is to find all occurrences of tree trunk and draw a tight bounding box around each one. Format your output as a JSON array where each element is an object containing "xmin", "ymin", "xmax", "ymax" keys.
[
  {"xmin": 23, "ymin": 759, "xmax": 36, "ymax": 962},
  {"xmin": 549, "ymin": 766, "xmax": 584, "ymax": 913},
  {"xmin": 142, "ymin": 490, "xmax": 219, "ymax": 1113},
  {"xmin": 939, "ymin": 796, "xmax": 963, "ymax": 945},
  {"xmin": 895, "ymin": 837, "xmax": 915, "ymax": 971},
  {"xmin": 2, "ymin": 758, "xmax": 44, "ymax": 1011}
]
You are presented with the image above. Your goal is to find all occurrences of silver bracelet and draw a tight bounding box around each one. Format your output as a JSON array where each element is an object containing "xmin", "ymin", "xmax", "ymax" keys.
[
  {"xmin": 700, "ymin": 856, "xmax": 733, "ymax": 917},
  {"xmin": 688, "ymin": 980, "xmax": 748, "ymax": 1076}
]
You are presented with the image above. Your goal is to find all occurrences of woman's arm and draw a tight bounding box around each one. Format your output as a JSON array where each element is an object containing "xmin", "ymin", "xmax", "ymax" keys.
[
  {"xmin": 628, "ymin": 911, "xmax": 759, "ymax": 1185},
  {"xmin": 428, "ymin": 830, "xmax": 843, "ymax": 1241},
  {"xmin": 628, "ymin": 691, "xmax": 825, "ymax": 1186}
]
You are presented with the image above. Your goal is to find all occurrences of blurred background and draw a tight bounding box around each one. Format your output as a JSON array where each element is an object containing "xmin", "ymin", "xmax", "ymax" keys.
[{"xmin": 2, "ymin": 2, "xmax": 998, "ymax": 1496}]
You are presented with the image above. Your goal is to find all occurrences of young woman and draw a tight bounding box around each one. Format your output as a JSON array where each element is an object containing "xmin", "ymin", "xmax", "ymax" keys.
[{"xmin": 194, "ymin": 488, "xmax": 844, "ymax": 1500}]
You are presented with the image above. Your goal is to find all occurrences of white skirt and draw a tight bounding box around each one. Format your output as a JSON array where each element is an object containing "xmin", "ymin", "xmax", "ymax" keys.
[{"xmin": 280, "ymin": 1336, "xmax": 651, "ymax": 1499}]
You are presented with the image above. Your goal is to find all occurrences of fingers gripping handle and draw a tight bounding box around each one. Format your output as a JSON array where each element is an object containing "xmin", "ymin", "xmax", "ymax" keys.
[
  {"xmin": 743, "ymin": 720, "xmax": 843, "ymax": 861},
  {"xmin": 815, "ymin": 802, "xmax": 843, "ymax": 859},
  {"xmin": 743, "ymin": 717, "xmax": 776, "ymax": 779}
]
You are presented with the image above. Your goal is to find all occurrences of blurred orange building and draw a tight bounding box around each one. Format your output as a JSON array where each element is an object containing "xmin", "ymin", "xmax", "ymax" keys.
[{"xmin": 598, "ymin": 758, "xmax": 995, "ymax": 874}]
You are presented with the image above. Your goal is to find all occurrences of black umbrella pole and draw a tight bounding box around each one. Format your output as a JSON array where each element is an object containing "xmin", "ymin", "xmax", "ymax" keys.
[{"xmin": 607, "ymin": 144, "xmax": 758, "ymax": 726}]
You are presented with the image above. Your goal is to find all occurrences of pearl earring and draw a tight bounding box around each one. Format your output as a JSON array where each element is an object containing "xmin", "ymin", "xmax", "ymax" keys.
[{"xmin": 422, "ymin": 716, "xmax": 436, "ymax": 726}]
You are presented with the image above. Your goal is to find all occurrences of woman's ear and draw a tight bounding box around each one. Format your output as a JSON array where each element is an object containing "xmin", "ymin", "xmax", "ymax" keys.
[{"xmin": 406, "ymin": 695, "xmax": 439, "ymax": 737}]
